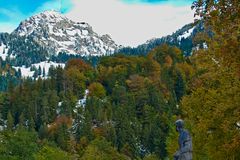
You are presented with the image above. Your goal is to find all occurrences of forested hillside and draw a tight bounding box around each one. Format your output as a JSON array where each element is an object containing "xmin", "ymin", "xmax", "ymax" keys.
[
  {"xmin": 0, "ymin": 0, "xmax": 239, "ymax": 160},
  {"xmin": 0, "ymin": 44, "xmax": 192, "ymax": 159}
]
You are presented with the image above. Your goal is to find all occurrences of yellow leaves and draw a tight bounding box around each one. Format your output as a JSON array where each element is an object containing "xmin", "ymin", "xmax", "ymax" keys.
[
  {"xmin": 209, "ymin": 10, "xmax": 219, "ymax": 19},
  {"xmin": 48, "ymin": 115, "xmax": 73, "ymax": 135},
  {"xmin": 81, "ymin": 138, "xmax": 128, "ymax": 160},
  {"xmin": 64, "ymin": 67, "xmax": 86, "ymax": 95},
  {"xmin": 97, "ymin": 65, "xmax": 112, "ymax": 82},
  {"xmin": 193, "ymin": 0, "xmax": 240, "ymax": 76},
  {"xmin": 143, "ymin": 57, "xmax": 161, "ymax": 84},
  {"xmin": 88, "ymin": 82, "xmax": 106, "ymax": 99},
  {"xmin": 164, "ymin": 55, "xmax": 173, "ymax": 67},
  {"xmin": 65, "ymin": 67, "xmax": 85, "ymax": 80},
  {"xmin": 66, "ymin": 59, "xmax": 92, "ymax": 73},
  {"xmin": 126, "ymin": 74, "xmax": 153, "ymax": 93},
  {"xmin": 149, "ymin": 44, "xmax": 183, "ymax": 66},
  {"xmin": 176, "ymin": 63, "xmax": 195, "ymax": 81},
  {"xmin": 181, "ymin": 66, "xmax": 240, "ymax": 159},
  {"xmin": 126, "ymin": 74, "xmax": 146, "ymax": 93},
  {"xmin": 92, "ymin": 127, "xmax": 105, "ymax": 138}
]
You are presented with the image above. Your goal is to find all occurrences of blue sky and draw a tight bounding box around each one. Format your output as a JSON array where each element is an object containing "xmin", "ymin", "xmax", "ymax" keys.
[
  {"xmin": 0, "ymin": 0, "xmax": 194, "ymax": 46},
  {"xmin": 0, "ymin": 0, "xmax": 73, "ymax": 32}
]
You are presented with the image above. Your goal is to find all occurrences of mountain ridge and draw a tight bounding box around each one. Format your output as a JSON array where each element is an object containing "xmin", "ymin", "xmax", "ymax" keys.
[
  {"xmin": 12, "ymin": 10, "xmax": 119, "ymax": 56},
  {"xmin": 118, "ymin": 21, "xmax": 205, "ymax": 56}
]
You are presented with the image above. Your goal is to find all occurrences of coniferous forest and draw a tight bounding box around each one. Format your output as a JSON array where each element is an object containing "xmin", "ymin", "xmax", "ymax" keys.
[{"xmin": 0, "ymin": 0, "xmax": 239, "ymax": 160}]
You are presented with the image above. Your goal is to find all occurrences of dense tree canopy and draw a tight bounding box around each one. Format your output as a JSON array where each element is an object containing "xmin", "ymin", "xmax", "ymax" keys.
[
  {"xmin": 0, "ymin": 44, "xmax": 191, "ymax": 159},
  {"xmin": 0, "ymin": 0, "xmax": 239, "ymax": 159}
]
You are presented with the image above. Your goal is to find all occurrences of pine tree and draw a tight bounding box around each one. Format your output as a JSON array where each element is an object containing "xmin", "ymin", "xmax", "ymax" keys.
[
  {"xmin": 18, "ymin": 112, "xmax": 25, "ymax": 130},
  {"xmin": 28, "ymin": 116, "xmax": 35, "ymax": 131},
  {"xmin": 38, "ymin": 66, "xmax": 42, "ymax": 76},
  {"xmin": 56, "ymin": 123, "xmax": 70, "ymax": 151},
  {"xmin": 174, "ymin": 71, "xmax": 185, "ymax": 102},
  {"xmin": 33, "ymin": 69, "xmax": 38, "ymax": 79},
  {"xmin": 38, "ymin": 124, "xmax": 48, "ymax": 140},
  {"xmin": 7, "ymin": 111, "xmax": 14, "ymax": 130},
  {"xmin": 43, "ymin": 67, "xmax": 46, "ymax": 77}
]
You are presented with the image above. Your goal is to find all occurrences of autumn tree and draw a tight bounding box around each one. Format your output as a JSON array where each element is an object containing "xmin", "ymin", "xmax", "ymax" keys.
[
  {"xmin": 179, "ymin": 0, "xmax": 240, "ymax": 159},
  {"xmin": 88, "ymin": 82, "xmax": 106, "ymax": 99}
]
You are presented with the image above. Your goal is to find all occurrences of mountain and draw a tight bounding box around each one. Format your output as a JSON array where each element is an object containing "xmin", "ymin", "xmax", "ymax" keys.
[
  {"xmin": 0, "ymin": 10, "xmax": 120, "ymax": 79},
  {"xmin": 0, "ymin": 11, "xmax": 119, "ymax": 66},
  {"xmin": 13, "ymin": 10, "xmax": 118, "ymax": 56},
  {"xmin": 118, "ymin": 21, "xmax": 206, "ymax": 56}
]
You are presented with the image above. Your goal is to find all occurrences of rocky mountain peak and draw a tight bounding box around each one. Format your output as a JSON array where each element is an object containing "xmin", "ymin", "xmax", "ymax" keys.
[{"xmin": 12, "ymin": 10, "xmax": 119, "ymax": 56}]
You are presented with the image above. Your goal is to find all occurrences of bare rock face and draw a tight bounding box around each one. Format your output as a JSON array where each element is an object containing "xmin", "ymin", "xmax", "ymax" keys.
[{"xmin": 13, "ymin": 10, "xmax": 119, "ymax": 56}]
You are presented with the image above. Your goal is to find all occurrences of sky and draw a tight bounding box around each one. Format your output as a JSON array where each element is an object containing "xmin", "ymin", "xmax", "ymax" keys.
[{"xmin": 0, "ymin": 0, "xmax": 195, "ymax": 46}]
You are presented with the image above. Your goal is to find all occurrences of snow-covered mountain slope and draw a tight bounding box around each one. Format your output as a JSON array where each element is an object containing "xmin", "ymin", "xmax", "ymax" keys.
[{"xmin": 12, "ymin": 10, "xmax": 118, "ymax": 56}]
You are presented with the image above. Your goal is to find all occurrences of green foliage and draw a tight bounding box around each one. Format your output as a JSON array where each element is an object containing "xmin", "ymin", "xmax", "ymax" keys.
[
  {"xmin": 0, "ymin": 130, "xmax": 38, "ymax": 160},
  {"xmin": 143, "ymin": 154, "xmax": 159, "ymax": 160},
  {"xmin": 65, "ymin": 67, "xmax": 87, "ymax": 98},
  {"xmin": 7, "ymin": 111, "xmax": 14, "ymax": 131},
  {"xmin": 34, "ymin": 146, "xmax": 72, "ymax": 160},
  {"xmin": 181, "ymin": 70, "xmax": 240, "ymax": 159},
  {"xmin": 179, "ymin": 1, "xmax": 240, "ymax": 159},
  {"xmin": 55, "ymin": 123, "xmax": 70, "ymax": 151},
  {"xmin": 166, "ymin": 116, "xmax": 179, "ymax": 159},
  {"xmin": 80, "ymin": 138, "xmax": 128, "ymax": 160},
  {"xmin": 0, "ymin": 44, "xmax": 192, "ymax": 159},
  {"xmin": 0, "ymin": 1, "xmax": 238, "ymax": 158}
]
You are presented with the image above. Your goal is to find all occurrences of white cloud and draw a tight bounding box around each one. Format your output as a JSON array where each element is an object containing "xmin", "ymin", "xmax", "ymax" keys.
[
  {"xmin": 0, "ymin": 22, "xmax": 16, "ymax": 33},
  {"xmin": 35, "ymin": 0, "xmax": 72, "ymax": 14},
  {"xmin": 35, "ymin": 0, "xmax": 61, "ymax": 13},
  {"xmin": 35, "ymin": 0, "xmax": 61, "ymax": 14},
  {"xmin": 66, "ymin": 0, "xmax": 194, "ymax": 47}
]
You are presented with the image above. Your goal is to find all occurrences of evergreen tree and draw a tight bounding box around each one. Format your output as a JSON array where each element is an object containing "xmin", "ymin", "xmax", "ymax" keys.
[
  {"xmin": 28, "ymin": 116, "xmax": 35, "ymax": 131},
  {"xmin": 42, "ymin": 67, "xmax": 46, "ymax": 77},
  {"xmin": 38, "ymin": 66, "xmax": 42, "ymax": 76},
  {"xmin": 59, "ymin": 124, "xmax": 70, "ymax": 151},
  {"xmin": 7, "ymin": 111, "xmax": 14, "ymax": 130},
  {"xmin": 38, "ymin": 124, "xmax": 48, "ymax": 140},
  {"xmin": 174, "ymin": 71, "xmax": 185, "ymax": 102}
]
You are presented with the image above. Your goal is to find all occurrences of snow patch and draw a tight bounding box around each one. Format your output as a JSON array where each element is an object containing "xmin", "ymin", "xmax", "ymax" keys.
[
  {"xmin": 0, "ymin": 44, "xmax": 8, "ymax": 61},
  {"xmin": 82, "ymin": 30, "xmax": 89, "ymax": 36},
  {"xmin": 76, "ymin": 89, "xmax": 89, "ymax": 108},
  {"xmin": 66, "ymin": 30, "xmax": 75, "ymax": 36},
  {"xmin": 203, "ymin": 42, "xmax": 208, "ymax": 49},
  {"xmin": 13, "ymin": 61, "xmax": 65, "ymax": 78},
  {"xmin": 237, "ymin": 122, "xmax": 240, "ymax": 129},
  {"xmin": 33, "ymin": 61, "xmax": 65, "ymax": 75},
  {"xmin": 13, "ymin": 66, "xmax": 34, "ymax": 77},
  {"xmin": 178, "ymin": 27, "xmax": 195, "ymax": 41}
]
